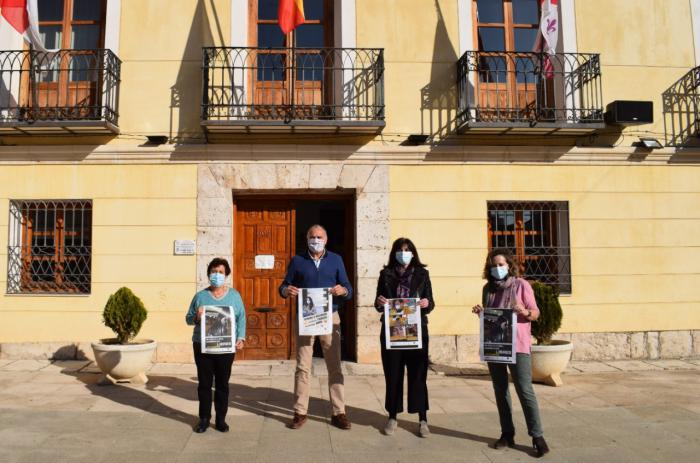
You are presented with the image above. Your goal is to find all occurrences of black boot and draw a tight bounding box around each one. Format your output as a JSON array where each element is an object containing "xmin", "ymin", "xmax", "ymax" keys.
[
  {"xmin": 491, "ymin": 433, "xmax": 515, "ymax": 449},
  {"xmin": 215, "ymin": 419, "xmax": 229, "ymax": 433},
  {"xmin": 194, "ymin": 418, "xmax": 210, "ymax": 433},
  {"xmin": 532, "ymin": 436, "xmax": 550, "ymax": 457}
]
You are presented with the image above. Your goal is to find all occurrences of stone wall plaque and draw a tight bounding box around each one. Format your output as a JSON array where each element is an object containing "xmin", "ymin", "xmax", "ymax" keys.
[{"xmin": 174, "ymin": 240, "xmax": 196, "ymax": 255}]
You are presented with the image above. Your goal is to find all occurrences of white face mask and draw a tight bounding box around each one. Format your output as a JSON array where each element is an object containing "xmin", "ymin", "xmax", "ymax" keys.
[
  {"xmin": 395, "ymin": 251, "xmax": 413, "ymax": 265},
  {"xmin": 490, "ymin": 265, "xmax": 509, "ymax": 280},
  {"xmin": 308, "ymin": 238, "xmax": 325, "ymax": 253}
]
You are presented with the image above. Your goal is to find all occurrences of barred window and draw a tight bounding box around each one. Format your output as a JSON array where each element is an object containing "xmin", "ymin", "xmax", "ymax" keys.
[
  {"xmin": 487, "ymin": 201, "xmax": 571, "ymax": 294},
  {"xmin": 7, "ymin": 200, "xmax": 92, "ymax": 294}
]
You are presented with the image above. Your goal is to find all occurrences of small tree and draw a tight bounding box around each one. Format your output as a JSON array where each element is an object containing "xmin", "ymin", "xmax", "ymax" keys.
[
  {"xmin": 102, "ymin": 287, "xmax": 148, "ymax": 344},
  {"xmin": 530, "ymin": 281, "xmax": 563, "ymax": 345}
]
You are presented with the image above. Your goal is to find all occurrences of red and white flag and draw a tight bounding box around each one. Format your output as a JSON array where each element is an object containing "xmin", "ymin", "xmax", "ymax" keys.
[
  {"xmin": 534, "ymin": 0, "xmax": 558, "ymax": 78},
  {"xmin": 0, "ymin": 0, "xmax": 53, "ymax": 52}
]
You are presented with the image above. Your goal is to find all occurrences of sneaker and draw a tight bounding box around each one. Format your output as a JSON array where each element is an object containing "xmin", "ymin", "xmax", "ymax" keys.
[
  {"xmin": 491, "ymin": 433, "xmax": 516, "ymax": 449},
  {"xmin": 289, "ymin": 413, "xmax": 307, "ymax": 429},
  {"xmin": 384, "ymin": 418, "xmax": 398, "ymax": 435},
  {"xmin": 418, "ymin": 420, "xmax": 430, "ymax": 438},
  {"xmin": 331, "ymin": 413, "xmax": 351, "ymax": 430},
  {"xmin": 532, "ymin": 436, "xmax": 550, "ymax": 458}
]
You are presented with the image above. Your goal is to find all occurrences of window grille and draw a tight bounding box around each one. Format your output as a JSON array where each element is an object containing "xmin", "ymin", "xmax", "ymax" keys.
[
  {"xmin": 487, "ymin": 201, "xmax": 571, "ymax": 294},
  {"xmin": 7, "ymin": 200, "xmax": 92, "ymax": 294}
]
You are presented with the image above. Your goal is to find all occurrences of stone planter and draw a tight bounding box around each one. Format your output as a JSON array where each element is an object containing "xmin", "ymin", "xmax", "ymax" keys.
[
  {"xmin": 531, "ymin": 340, "xmax": 573, "ymax": 387},
  {"xmin": 91, "ymin": 339, "xmax": 157, "ymax": 384}
]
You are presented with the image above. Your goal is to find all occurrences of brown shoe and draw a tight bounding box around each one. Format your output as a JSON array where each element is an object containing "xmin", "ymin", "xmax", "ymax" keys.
[
  {"xmin": 289, "ymin": 413, "xmax": 307, "ymax": 429},
  {"xmin": 331, "ymin": 413, "xmax": 351, "ymax": 430}
]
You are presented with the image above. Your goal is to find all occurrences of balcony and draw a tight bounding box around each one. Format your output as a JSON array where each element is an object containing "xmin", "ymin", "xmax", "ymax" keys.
[
  {"xmin": 201, "ymin": 47, "xmax": 385, "ymax": 137},
  {"xmin": 457, "ymin": 51, "xmax": 604, "ymax": 135},
  {"xmin": 663, "ymin": 66, "xmax": 700, "ymax": 147},
  {"xmin": 0, "ymin": 49, "xmax": 120, "ymax": 135}
]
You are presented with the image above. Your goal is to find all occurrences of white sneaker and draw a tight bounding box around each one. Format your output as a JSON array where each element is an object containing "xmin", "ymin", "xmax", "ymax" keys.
[
  {"xmin": 384, "ymin": 418, "xmax": 398, "ymax": 435},
  {"xmin": 419, "ymin": 420, "xmax": 430, "ymax": 438}
]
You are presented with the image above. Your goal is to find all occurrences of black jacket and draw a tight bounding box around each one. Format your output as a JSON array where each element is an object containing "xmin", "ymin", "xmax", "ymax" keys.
[{"xmin": 374, "ymin": 266, "xmax": 435, "ymax": 325}]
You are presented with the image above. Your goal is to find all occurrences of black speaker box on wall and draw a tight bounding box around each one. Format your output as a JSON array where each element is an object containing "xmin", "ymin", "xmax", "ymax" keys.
[{"xmin": 604, "ymin": 100, "xmax": 654, "ymax": 125}]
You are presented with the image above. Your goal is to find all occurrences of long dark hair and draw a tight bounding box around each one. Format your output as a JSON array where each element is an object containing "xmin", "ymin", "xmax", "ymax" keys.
[
  {"xmin": 385, "ymin": 237, "xmax": 427, "ymax": 269},
  {"xmin": 482, "ymin": 248, "xmax": 520, "ymax": 282}
]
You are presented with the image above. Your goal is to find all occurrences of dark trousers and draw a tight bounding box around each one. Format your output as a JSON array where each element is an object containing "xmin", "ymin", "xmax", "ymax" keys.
[
  {"xmin": 380, "ymin": 328, "xmax": 429, "ymax": 415},
  {"xmin": 488, "ymin": 353, "xmax": 544, "ymax": 438},
  {"xmin": 193, "ymin": 343, "xmax": 235, "ymax": 421}
]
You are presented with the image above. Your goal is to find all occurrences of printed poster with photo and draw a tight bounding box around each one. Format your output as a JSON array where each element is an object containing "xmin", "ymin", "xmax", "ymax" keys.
[
  {"xmin": 200, "ymin": 305, "xmax": 236, "ymax": 354},
  {"xmin": 480, "ymin": 307, "xmax": 517, "ymax": 363},
  {"xmin": 298, "ymin": 288, "xmax": 333, "ymax": 336},
  {"xmin": 384, "ymin": 298, "xmax": 422, "ymax": 350}
]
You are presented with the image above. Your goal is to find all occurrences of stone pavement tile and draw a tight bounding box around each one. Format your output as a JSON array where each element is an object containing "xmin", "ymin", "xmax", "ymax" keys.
[
  {"xmin": 656, "ymin": 419, "xmax": 700, "ymax": 443},
  {"xmin": 78, "ymin": 362, "xmax": 102, "ymax": 373},
  {"xmin": 182, "ymin": 429, "xmax": 259, "ymax": 455},
  {"xmin": 40, "ymin": 360, "xmax": 91, "ymax": 373},
  {"xmin": 604, "ymin": 360, "xmax": 664, "ymax": 371},
  {"xmin": 1, "ymin": 392, "xmax": 98, "ymax": 412},
  {"xmin": 89, "ymin": 395, "xmax": 154, "ymax": 414},
  {"xmin": 177, "ymin": 453, "xmax": 250, "ymax": 463},
  {"xmin": 231, "ymin": 364, "xmax": 272, "ymax": 376},
  {"xmin": 480, "ymin": 447, "xmax": 557, "ymax": 463},
  {"xmin": 112, "ymin": 424, "xmax": 193, "ymax": 452},
  {"xmin": 256, "ymin": 452, "xmax": 331, "ymax": 463},
  {"xmin": 100, "ymin": 451, "xmax": 183, "ymax": 463},
  {"xmin": 568, "ymin": 361, "xmax": 621, "ymax": 373},
  {"xmin": 0, "ymin": 428, "xmax": 51, "ymax": 448},
  {"xmin": 345, "ymin": 363, "xmax": 383, "ymax": 376},
  {"xmin": 566, "ymin": 406, "xmax": 641, "ymax": 427},
  {"xmin": 619, "ymin": 441, "xmax": 700, "ymax": 463},
  {"xmin": 15, "ymin": 448, "xmax": 103, "ymax": 463},
  {"xmin": 0, "ymin": 359, "xmax": 16, "ymax": 368},
  {"xmin": 553, "ymin": 445, "xmax": 653, "ymax": 463},
  {"xmin": 626, "ymin": 404, "xmax": 700, "ymax": 423},
  {"xmin": 431, "ymin": 397, "xmax": 501, "ymax": 414},
  {"xmin": 30, "ymin": 370, "xmax": 101, "ymax": 385},
  {"xmin": 539, "ymin": 422, "xmax": 617, "ymax": 450},
  {"xmin": 645, "ymin": 359, "xmax": 700, "ymax": 370},
  {"xmin": 269, "ymin": 362, "xmax": 297, "ymax": 376},
  {"xmin": 257, "ymin": 421, "xmax": 332, "ymax": 454},
  {"xmin": 0, "ymin": 360, "xmax": 52, "ymax": 372},
  {"xmin": 2, "ymin": 381, "xmax": 66, "ymax": 396},
  {"xmin": 148, "ymin": 363, "xmax": 195, "ymax": 375}
]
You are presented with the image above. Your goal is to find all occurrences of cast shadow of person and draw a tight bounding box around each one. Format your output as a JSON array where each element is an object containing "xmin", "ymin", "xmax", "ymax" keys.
[{"xmin": 60, "ymin": 367, "xmax": 197, "ymax": 428}]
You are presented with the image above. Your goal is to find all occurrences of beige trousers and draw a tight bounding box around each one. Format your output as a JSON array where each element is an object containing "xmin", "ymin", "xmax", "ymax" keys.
[{"xmin": 294, "ymin": 311, "xmax": 345, "ymax": 415}]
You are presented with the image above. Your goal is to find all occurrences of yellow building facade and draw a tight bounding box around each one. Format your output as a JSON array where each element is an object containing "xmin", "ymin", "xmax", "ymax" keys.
[{"xmin": 1, "ymin": 0, "xmax": 699, "ymax": 363}]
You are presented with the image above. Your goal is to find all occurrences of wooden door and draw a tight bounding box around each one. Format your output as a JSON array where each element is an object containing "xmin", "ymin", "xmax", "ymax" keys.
[{"xmin": 234, "ymin": 199, "xmax": 295, "ymax": 360}]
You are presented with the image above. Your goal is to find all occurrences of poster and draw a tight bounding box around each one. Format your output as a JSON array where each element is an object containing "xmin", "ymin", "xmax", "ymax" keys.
[
  {"xmin": 384, "ymin": 298, "xmax": 422, "ymax": 350},
  {"xmin": 298, "ymin": 288, "xmax": 333, "ymax": 336},
  {"xmin": 200, "ymin": 305, "xmax": 236, "ymax": 354},
  {"xmin": 480, "ymin": 307, "xmax": 517, "ymax": 363}
]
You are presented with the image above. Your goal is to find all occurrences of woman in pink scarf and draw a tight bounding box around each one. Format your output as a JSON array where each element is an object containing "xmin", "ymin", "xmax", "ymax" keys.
[{"xmin": 472, "ymin": 248, "xmax": 550, "ymax": 458}]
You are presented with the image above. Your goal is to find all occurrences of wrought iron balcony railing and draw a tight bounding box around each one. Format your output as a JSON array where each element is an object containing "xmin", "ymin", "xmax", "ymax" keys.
[
  {"xmin": 663, "ymin": 66, "xmax": 700, "ymax": 147},
  {"xmin": 202, "ymin": 47, "xmax": 384, "ymax": 132},
  {"xmin": 457, "ymin": 51, "xmax": 604, "ymax": 132},
  {"xmin": 0, "ymin": 49, "xmax": 120, "ymax": 133}
]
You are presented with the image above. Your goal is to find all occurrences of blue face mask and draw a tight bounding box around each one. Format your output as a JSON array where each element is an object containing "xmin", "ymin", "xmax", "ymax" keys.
[
  {"xmin": 209, "ymin": 273, "xmax": 226, "ymax": 287},
  {"xmin": 490, "ymin": 265, "xmax": 509, "ymax": 280},
  {"xmin": 395, "ymin": 251, "xmax": 413, "ymax": 265}
]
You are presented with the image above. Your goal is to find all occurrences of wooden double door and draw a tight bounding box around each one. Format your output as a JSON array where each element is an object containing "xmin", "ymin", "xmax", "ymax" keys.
[{"xmin": 233, "ymin": 196, "xmax": 355, "ymax": 360}]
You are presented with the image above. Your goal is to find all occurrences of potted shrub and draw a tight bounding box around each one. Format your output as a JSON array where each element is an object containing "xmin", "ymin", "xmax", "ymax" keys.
[
  {"xmin": 530, "ymin": 282, "xmax": 573, "ymax": 387},
  {"xmin": 91, "ymin": 287, "xmax": 157, "ymax": 384}
]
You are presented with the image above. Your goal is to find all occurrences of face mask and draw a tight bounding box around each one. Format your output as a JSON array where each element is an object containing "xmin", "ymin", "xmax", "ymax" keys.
[
  {"xmin": 395, "ymin": 251, "xmax": 413, "ymax": 265},
  {"xmin": 308, "ymin": 238, "xmax": 325, "ymax": 253},
  {"xmin": 490, "ymin": 265, "xmax": 509, "ymax": 280},
  {"xmin": 209, "ymin": 273, "xmax": 226, "ymax": 287}
]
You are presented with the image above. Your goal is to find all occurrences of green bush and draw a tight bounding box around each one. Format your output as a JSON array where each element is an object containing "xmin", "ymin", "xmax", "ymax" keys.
[
  {"xmin": 530, "ymin": 281, "xmax": 563, "ymax": 345},
  {"xmin": 102, "ymin": 287, "xmax": 148, "ymax": 344}
]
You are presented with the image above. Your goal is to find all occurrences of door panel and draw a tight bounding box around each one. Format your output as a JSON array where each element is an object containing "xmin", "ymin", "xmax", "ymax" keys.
[{"xmin": 234, "ymin": 200, "xmax": 294, "ymax": 360}]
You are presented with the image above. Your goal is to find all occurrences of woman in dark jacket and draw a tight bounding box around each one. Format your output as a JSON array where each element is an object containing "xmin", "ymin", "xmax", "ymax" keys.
[{"xmin": 374, "ymin": 237, "xmax": 435, "ymax": 437}]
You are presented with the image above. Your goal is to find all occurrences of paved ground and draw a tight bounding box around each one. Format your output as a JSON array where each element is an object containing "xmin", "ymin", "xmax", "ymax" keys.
[{"xmin": 1, "ymin": 358, "xmax": 699, "ymax": 462}]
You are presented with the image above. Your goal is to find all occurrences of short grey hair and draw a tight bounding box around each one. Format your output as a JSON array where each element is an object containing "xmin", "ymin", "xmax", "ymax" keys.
[{"xmin": 306, "ymin": 224, "xmax": 327, "ymax": 237}]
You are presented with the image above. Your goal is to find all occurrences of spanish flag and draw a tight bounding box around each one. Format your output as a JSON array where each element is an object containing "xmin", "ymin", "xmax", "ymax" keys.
[{"xmin": 278, "ymin": 0, "xmax": 305, "ymax": 34}]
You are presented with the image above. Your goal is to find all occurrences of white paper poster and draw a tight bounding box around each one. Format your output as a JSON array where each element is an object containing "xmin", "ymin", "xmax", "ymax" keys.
[
  {"xmin": 480, "ymin": 307, "xmax": 517, "ymax": 364},
  {"xmin": 384, "ymin": 298, "xmax": 422, "ymax": 350},
  {"xmin": 200, "ymin": 305, "xmax": 236, "ymax": 354},
  {"xmin": 298, "ymin": 288, "xmax": 333, "ymax": 336}
]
